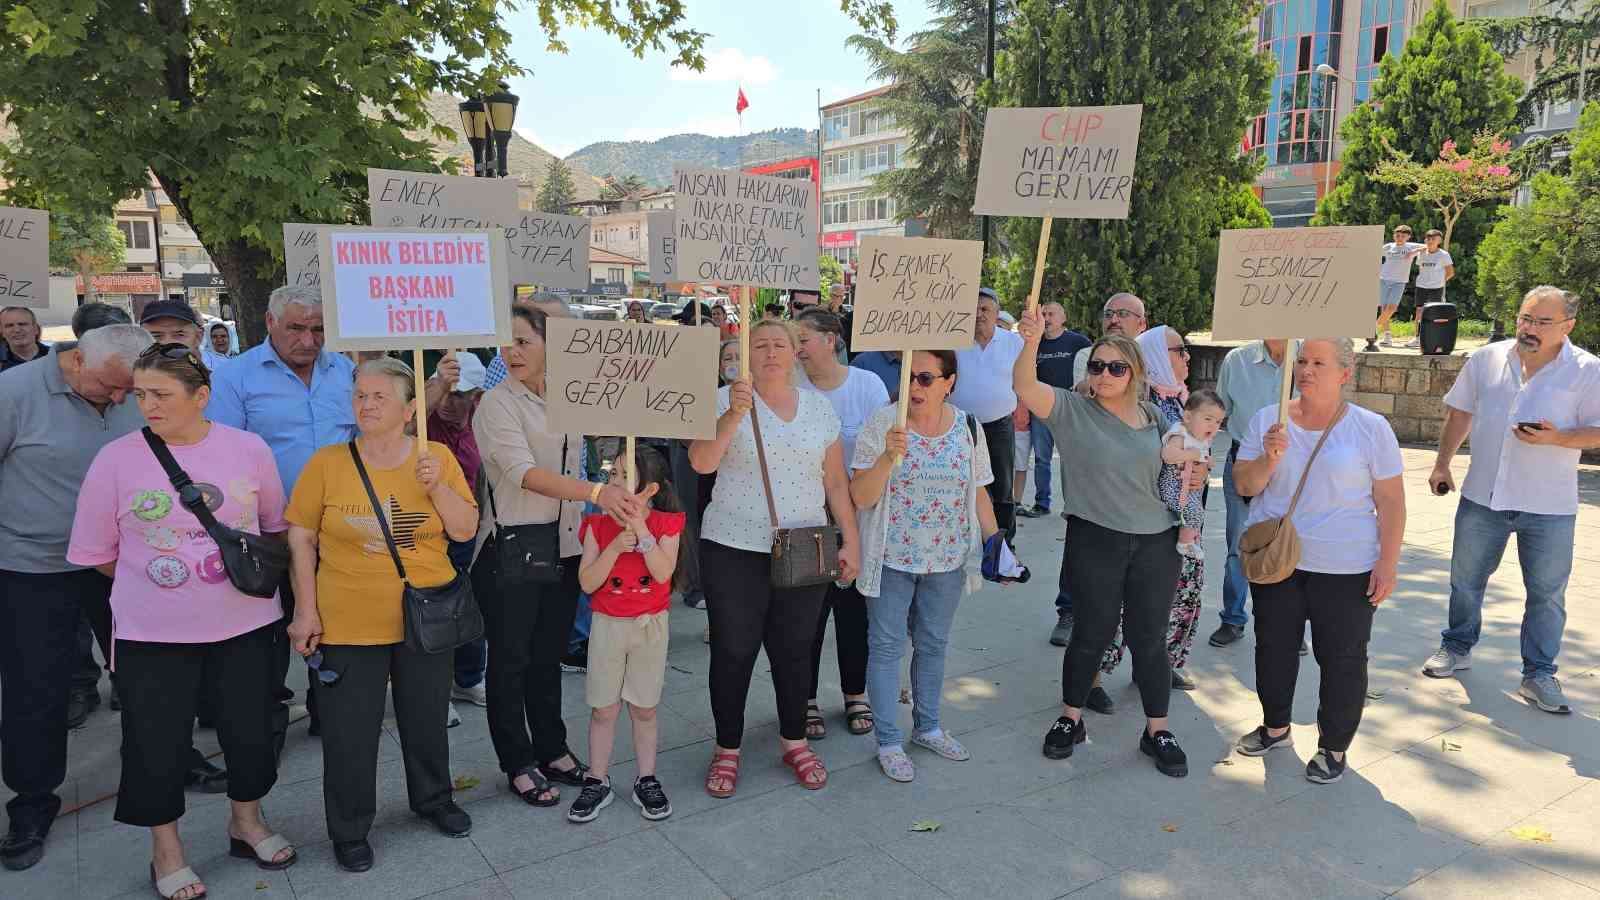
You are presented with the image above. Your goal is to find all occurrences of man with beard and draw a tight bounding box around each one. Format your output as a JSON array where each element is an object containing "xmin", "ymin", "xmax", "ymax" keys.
[{"xmin": 1423, "ymin": 286, "xmax": 1600, "ymax": 715}]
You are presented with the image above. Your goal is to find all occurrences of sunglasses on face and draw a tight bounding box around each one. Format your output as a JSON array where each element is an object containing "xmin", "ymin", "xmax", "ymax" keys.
[
  {"xmin": 305, "ymin": 650, "xmax": 342, "ymax": 687},
  {"xmin": 139, "ymin": 342, "xmax": 211, "ymax": 385},
  {"xmin": 1086, "ymin": 360, "xmax": 1132, "ymax": 377},
  {"xmin": 909, "ymin": 371, "xmax": 949, "ymax": 387}
]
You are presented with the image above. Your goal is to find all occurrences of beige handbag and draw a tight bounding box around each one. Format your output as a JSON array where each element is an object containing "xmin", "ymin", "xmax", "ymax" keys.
[{"xmin": 1238, "ymin": 403, "xmax": 1347, "ymax": 585}]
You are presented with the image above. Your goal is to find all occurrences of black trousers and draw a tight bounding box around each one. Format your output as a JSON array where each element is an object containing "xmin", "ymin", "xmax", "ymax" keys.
[
  {"xmin": 313, "ymin": 641, "xmax": 453, "ymax": 843},
  {"xmin": 0, "ymin": 568, "xmax": 112, "ymax": 830},
  {"xmin": 472, "ymin": 539, "xmax": 581, "ymax": 774},
  {"xmin": 809, "ymin": 581, "xmax": 868, "ymax": 698},
  {"xmin": 1060, "ymin": 518, "xmax": 1181, "ymax": 718},
  {"xmin": 980, "ymin": 415, "xmax": 1017, "ymax": 543},
  {"xmin": 71, "ymin": 612, "xmax": 103, "ymax": 692},
  {"xmin": 702, "ymin": 541, "xmax": 828, "ymax": 748},
  {"xmin": 1252, "ymin": 570, "xmax": 1376, "ymax": 753},
  {"xmin": 269, "ymin": 575, "xmax": 318, "ymax": 763},
  {"xmin": 114, "ymin": 623, "xmax": 279, "ymax": 827}
]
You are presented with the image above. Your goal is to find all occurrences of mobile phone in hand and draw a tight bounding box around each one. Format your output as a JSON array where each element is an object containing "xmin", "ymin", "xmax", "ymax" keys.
[
  {"xmin": 1517, "ymin": 421, "xmax": 1546, "ymax": 432},
  {"xmin": 1432, "ymin": 481, "xmax": 1452, "ymax": 496}
]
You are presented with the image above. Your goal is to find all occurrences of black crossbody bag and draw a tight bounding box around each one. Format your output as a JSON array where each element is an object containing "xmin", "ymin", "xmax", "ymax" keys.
[
  {"xmin": 486, "ymin": 435, "xmax": 567, "ymax": 585},
  {"xmin": 348, "ymin": 442, "xmax": 483, "ymax": 654},
  {"xmin": 142, "ymin": 427, "xmax": 288, "ymax": 598},
  {"xmin": 750, "ymin": 401, "xmax": 841, "ymax": 588}
]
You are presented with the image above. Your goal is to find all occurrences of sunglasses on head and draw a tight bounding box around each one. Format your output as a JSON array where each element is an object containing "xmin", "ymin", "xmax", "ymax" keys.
[
  {"xmin": 909, "ymin": 371, "xmax": 949, "ymax": 387},
  {"xmin": 1086, "ymin": 359, "xmax": 1132, "ymax": 377},
  {"xmin": 305, "ymin": 650, "xmax": 342, "ymax": 687},
  {"xmin": 139, "ymin": 342, "xmax": 211, "ymax": 385}
]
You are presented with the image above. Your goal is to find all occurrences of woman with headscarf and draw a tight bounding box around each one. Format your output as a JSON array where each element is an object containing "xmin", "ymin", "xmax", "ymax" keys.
[{"xmin": 1091, "ymin": 326, "xmax": 1209, "ymax": 697}]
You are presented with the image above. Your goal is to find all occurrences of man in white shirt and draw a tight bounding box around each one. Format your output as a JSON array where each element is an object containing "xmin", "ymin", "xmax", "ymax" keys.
[
  {"xmin": 1423, "ymin": 286, "xmax": 1600, "ymax": 714},
  {"xmin": 950, "ymin": 287, "xmax": 1023, "ymax": 542},
  {"xmin": 1406, "ymin": 229, "xmax": 1453, "ymax": 349},
  {"xmin": 1374, "ymin": 225, "xmax": 1424, "ymax": 350},
  {"xmin": 1072, "ymin": 292, "xmax": 1146, "ymax": 385}
]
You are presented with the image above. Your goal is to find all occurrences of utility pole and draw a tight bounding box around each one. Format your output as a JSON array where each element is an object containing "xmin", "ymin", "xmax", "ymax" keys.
[{"xmin": 981, "ymin": 0, "xmax": 996, "ymax": 264}]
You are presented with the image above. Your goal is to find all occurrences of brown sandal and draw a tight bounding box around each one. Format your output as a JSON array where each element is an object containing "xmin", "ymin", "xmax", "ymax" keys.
[
  {"xmin": 844, "ymin": 700, "xmax": 874, "ymax": 736},
  {"xmin": 705, "ymin": 748, "xmax": 740, "ymax": 799},
  {"xmin": 781, "ymin": 745, "xmax": 828, "ymax": 790}
]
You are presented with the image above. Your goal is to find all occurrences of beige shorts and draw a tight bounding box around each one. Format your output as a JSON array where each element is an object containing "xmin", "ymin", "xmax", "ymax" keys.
[{"xmin": 585, "ymin": 610, "xmax": 670, "ymax": 709}]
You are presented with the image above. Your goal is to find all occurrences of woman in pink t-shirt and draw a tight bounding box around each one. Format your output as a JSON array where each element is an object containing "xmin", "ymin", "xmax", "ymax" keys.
[{"xmin": 68, "ymin": 344, "xmax": 296, "ymax": 900}]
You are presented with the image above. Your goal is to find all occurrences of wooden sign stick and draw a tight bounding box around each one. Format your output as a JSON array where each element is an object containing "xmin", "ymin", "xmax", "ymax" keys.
[
  {"xmin": 1024, "ymin": 106, "xmax": 1074, "ymax": 315},
  {"xmin": 412, "ymin": 348, "xmax": 429, "ymax": 452},
  {"xmin": 739, "ymin": 287, "xmax": 751, "ymax": 380},
  {"xmin": 1276, "ymin": 339, "xmax": 1298, "ymax": 427},
  {"xmin": 893, "ymin": 352, "xmax": 913, "ymax": 466},
  {"xmin": 624, "ymin": 435, "xmax": 637, "ymax": 491}
]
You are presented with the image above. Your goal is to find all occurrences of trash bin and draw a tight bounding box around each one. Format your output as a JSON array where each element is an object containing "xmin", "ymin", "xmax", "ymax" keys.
[{"xmin": 1418, "ymin": 302, "xmax": 1458, "ymax": 356}]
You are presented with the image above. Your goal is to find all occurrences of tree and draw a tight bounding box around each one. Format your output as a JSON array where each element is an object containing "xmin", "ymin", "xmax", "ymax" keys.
[
  {"xmin": 1477, "ymin": 101, "xmax": 1600, "ymax": 350},
  {"xmin": 0, "ymin": 2, "xmax": 897, "ymax": 348},
  {"xmin": 600, "ymin": 173, "xmax": 649, "ymax": 200},
  {"xmin": 1313, "ymin": 0, "xmax": 1522, "ymax": 319},
  {"xmin": 847, "ymin": 0, "xmax": 1016, "ymax": 242},
  {"xmin": 1370, "ymin": 131, "xmax": 1520, "ymax": 249},
  {"xmin": 990, "ymin": 0, "xmax": 1272, "ymax": 334},
  {"xmin": 536, "ymin": 158, "xmax": 578, "ymax": 213},
  {"xmin": 818, "ymin": 253, "xmax": 844, "ymax": 299},
  {"xmin": 1475, "ymin": 1, "xmax": 1599, "ymax": 134},
  {"xmin": 47, "ymin": 212, "xmax": 125, "ymax": 304}
]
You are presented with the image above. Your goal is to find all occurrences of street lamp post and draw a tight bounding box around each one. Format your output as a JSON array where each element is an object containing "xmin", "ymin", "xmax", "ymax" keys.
[
  {"xmin": 1314, "ymin": 63, "xmax": 1354, "ymax": 206},
  {"xmin": 458, "ymin": 83, "xmax": 520, "ymax": 178}
]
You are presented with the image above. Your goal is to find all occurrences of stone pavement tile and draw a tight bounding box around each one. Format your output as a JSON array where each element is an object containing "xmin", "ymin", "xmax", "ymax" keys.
[
  {"xmin": 660, "ymin": 672, "xmax": 779, "ymax": 735},
  {"xmin": 285, "ymin": 818, "xmax": 495, "ymax": 900},
  {"xmin": 1485, "ymin": 798, "xmax": 1600, "ymax": 890},
  {"xmin": 76, "ymin": 778, "xmax": 231, "ymax": 837},
  {"xmin": 275, "ymin": 722, "xmax": 402, "ymax": 789},
  {"xmin": 258, "ymin": 753, "xmax": 449, "ymax": 852},
  {"xmin": 499, "ymin": 829, "xmax": 726, "ymax": 899},
  {"xmin": 877, "ymin": 804, "xmax": 1112, "ymax": 900},
  {"xmin": 1323, "ymin": 749, "xmax": 1564, "ymax": 844},
  {"xmin": 416, "ymin": 874, "xmax": 513, "ymax": 899},
  {"xmin": 0, "ymin": 813, "xmax": 78, "ymax": 900},
  {"xmin": 1393, "ymin": 847, "xmax": 1600, "ymax": 899},
  {"xmin": 551, "ymin": 700, "xmax": 713, "ymax": 768},
  {"xmin": 742, "ymin": 848, "xmax": 949, "ymax": 900},
  {"xmin": 1404, "ymin": 721, "xmax": 1596, "ymax": 799},
  {"xmin": 465, "ymin": 789, "xmax": 648, "ymax": 873},
  {"xmin": 77, "ymin": 797, "xmax": 256, "ymax": 900},
  {"xmin": 657, "ymin": 792, "xmax": 865, "ymax": 896}
]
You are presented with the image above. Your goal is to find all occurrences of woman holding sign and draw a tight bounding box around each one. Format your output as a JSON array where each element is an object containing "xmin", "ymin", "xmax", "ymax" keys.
[
  {"xmin": 796, "ymin": 308, "xmax": 889, "ymax": 738},
  {"xmin": 1013, "ymin": 312, "xmax": 1190, "ymax": 778},
  {"xmin": 472, "ymin": 306, "xmax": 646, "ymax": 810},
  {"xmin": 689, "ymin": 319, "xmax": 861, "ymax": 796}
]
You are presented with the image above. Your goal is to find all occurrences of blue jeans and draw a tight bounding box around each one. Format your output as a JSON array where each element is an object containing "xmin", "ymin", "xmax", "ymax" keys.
[
  {"xmin": 1218, "ymin": 452, "xmax": 1252, "ymax": 627},
  {"xmin": 1029, "ymin": 417, "xmax": 1056, "ymax": 510},
  {"xmin": 1441, "ymin": 497, "xmax": 1574, "ymax": 678},
  {"xmin": 865, "ymin": 568, "xmax": 965, "ymax": 749}
]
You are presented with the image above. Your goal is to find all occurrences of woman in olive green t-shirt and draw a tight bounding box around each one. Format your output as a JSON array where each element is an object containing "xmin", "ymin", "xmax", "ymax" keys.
[{"xmin": 1014, "ymin": 312, "xmax": 1189, "ymax": 779}]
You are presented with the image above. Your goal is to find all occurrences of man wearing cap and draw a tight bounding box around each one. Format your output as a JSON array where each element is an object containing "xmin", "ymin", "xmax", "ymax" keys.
[
  {"xmin": 0, "ymin": 307, "xmax": 50, "ymax": 372},
  {"xmin": 950, "ymin": 287, "xmax": 1023, "ymax": 542},
  {"xmin": 0, "ymin": 323, "xmax": 154, "ymax": 871},
  {"xmin": 140, "ymin": 298, "xmax": 231, "ymax": 374}
]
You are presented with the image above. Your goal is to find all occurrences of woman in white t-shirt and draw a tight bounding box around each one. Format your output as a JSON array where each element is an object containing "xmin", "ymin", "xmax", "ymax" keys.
[
  {"xmin": 795, "ymin": 308, "xmax": 890, "ymax": 740},
  {"xmin": 1231, "ymin": 338, "xmax": 1407, "ymax": 786},
  {"xmin": 688, "ymin": 320, "xmax": 861, "ymax": 798}
]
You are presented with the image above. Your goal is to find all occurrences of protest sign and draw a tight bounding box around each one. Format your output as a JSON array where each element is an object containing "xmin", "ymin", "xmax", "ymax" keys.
[
  {"xmin": 283, "ymin": 223, "xmax": 322, "ymax": 289},
  {"xmin": 367, "ymin": 167, "xmax": 590, "ymax": 291},
  {"xmin": 1210, "ymin": 225, "xmax": 1383, "ymax": 341},
  {"xmin": 972, "ymin": 105, "xmax": 1143, "ymax": 219},
  {"xmin": 850, "ymin": 236, "xmax": 982, "ymax": 352},
  {"xmin": 316, "ymin": 226, "xmax": 512, "ymax": 352},
  {"xmin": 543, "ymin": 318, "xmax": 720, "ymax": 441},
  {"xmin": 0, "ymin": 206, "xmax": 49, "ymax": 308},
  {"xmin": 672, "ymin": 165, "xmax": 818, "ymax": 293},
  {"xmin": 646, "ymin": 210, "xmax": 677, "ymax": 284}
]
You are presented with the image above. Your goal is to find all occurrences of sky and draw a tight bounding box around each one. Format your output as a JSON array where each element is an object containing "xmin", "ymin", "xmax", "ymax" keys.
[{"xmin": 500, "ymin": 0, "xmax": 938, "ymax": 159}]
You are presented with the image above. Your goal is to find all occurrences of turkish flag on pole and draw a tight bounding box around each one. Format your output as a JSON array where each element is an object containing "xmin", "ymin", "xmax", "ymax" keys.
[{"xmin": 736, "ymin": 87, "xmax": 750, "ymax": 115}]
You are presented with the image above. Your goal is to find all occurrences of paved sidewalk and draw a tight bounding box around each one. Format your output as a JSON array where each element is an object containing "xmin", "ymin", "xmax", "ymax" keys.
[{"xmin": 9, "ymin": 447, "xmax": 1599, "ymax": 899}]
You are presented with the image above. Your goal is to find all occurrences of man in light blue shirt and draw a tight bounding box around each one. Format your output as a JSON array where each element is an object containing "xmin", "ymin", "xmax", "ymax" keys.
[
  {"xmin": 1208, "ymin": 338, "xmax": 1289, "ymax": 648},
  {"xmin": 950, "ymin": 287, "xmax": 1023, "ymax": 543},
  {"xmin": 207, "ymin": 284, "xmax": 355, "ymax": 748}
]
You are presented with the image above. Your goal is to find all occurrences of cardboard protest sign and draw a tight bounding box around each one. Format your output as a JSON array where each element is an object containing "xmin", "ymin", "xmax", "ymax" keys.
[
  {"xmin": 0, "ymin": 206, "xmax": 49, "ymax": 308},
  {"xmin": 367, "ymin": 167, "xmax": 590, "ymax": 291},
  {"xmin": 850, "ymin": 236, "xmax": 982, "ymax": 352},
  {"xmin": 646, "ymin": 210, "xmax": 677, "ymax": 284},
  {"xmin": 316, "ymin": 226, "xmax": 512, "ymax": 351},
  {"xmin": 543, "ymin": 318, "xmax": 720, "ymax": 441},
  {"xmin": 672, "ymin": 165, "xmax": 817, "ymax": 291},
  {"xmin": 1211, "ymin": 225, "xmax": 1384, "ymax": 341},
  {"xmin": 972, "ymin": 105, "xmax": 1143, "ymax": 219},
  {"xmin": 283, "ymin": 223, "xmax": 322, "ymax": 289}
]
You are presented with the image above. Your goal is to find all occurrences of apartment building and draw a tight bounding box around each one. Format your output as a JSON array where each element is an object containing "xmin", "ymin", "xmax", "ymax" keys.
[{"xmin": 819, "ymin": 86, "xmax": 909, "ymax": 269}]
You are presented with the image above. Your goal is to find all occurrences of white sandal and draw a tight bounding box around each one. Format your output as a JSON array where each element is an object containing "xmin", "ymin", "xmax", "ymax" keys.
[
  {"xmin": 151, "ymin": 863, "xmax": 206, "ymax": 899},
  {"xmin": 228, "ymin": 831, "xmax": 297, "ymax": 870}
]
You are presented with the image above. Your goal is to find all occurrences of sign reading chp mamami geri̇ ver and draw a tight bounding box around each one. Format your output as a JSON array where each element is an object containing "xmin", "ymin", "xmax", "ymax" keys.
[
  {"xmin": 0, "ymin": 205, "xmax": 49, "ymax": 308},
  {"xmin": 284, "ymin": 223, "xmax": 322, "ymax": 289},
  {"xmin": 850, "ymin": 236, "xmax": 983, "ymax": 352},
  {"xmin": 543, "ymin": 318, "xmax": 720, "ymax": 441},
  {"xmin": 1210, "ymin": 224, "xmax": 1385, "ymax": 341},
  {"xmin": 673, "ymin": 165, "xmax": 818, "ymax": 292},
  {"xmin": 972, "ymin": 104, "xmax": 1143, "ymax": 220},
  {"xmin": 366, "ymin": 167, "xmax": 591, "ymax": 291},
  {"xmin": 316, "ymin": 226, "xmax": 513, "ymax": 351}
]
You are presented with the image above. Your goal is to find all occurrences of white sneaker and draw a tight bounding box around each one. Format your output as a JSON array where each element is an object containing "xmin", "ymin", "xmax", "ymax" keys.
[
  {"xmin": 1422, "ymin": 646, "xmax": 1470, "ymax": 679},
  {"xmin": 1402, "ymin": 338, "xmax": 1419, "ymax": 349},
  {"xmin": 452, "ymin": 681, "xmax": 488, "ymax": 707},
  {"xmin": 1379, "ymin": 334, "xmax": 1394, "ymax": 347},
  {"xmin": 446, "ymin": 701, "xmax": 462, "ymax": 728}
]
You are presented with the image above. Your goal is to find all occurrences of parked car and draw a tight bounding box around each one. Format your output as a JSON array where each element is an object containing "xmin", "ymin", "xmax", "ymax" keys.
[
  {"xmin": 570, "ymin": 303, "xmax": 621, "ymax": 321},
  {"xmin": 650, "ymin": 302, "xmax": 679, "ymax": 321}
]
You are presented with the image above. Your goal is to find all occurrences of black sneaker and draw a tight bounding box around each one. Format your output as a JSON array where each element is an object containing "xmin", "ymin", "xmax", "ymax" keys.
[
  {"xmin": 0, "ymin": 823, "xmax": 48, "ymax": 872},
  {"xmin": 567, "ymin": 777, "xmax": 614, "ymax": 823},
  {"xmin": 66, "ymin": 688, "xmax": 99, "ymax": 729},
  {"xmin": 1234, "ymin": 725, "xmax": 1292, "ymax": 757},
  {"xmin": 1305, "ymin": 749, "xmax": 1346, "ymax": 784},
  {"xmin": 1140, "ymin": 729, "xmax": 1188, "ymax": 777},
  {"xmin": 1085, "ymin": 685, "xmax": 1115, "ymax": 715},
  {"xmin": 1042, "ymin": 716, "xmax": 1086, "ymax": 760},
  {"xmin": 632, "ymin": 776, "xmax": 672, "ymax": 821},
  {"xmin": 1018, "ymin": 504, "xmax": 1049, "ymax": 518},
  {"xmin": 1208, "ymin": 623, "xmax": 1245, "ymax": 648},
  {"xmin": 422, "ymin": 800, "xmax": 472, "ymax": 837}
]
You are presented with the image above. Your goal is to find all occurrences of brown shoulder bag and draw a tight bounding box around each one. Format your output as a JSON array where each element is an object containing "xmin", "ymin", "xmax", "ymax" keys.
[{"xmin": 1238, "ymin": 403, "xmax": 1347, "ymax": 586}]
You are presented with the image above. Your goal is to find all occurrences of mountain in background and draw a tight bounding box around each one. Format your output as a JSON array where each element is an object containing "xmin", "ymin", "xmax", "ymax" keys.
[{"xmin": 566, "ymin": 128, "xmax": 817, "ymax": 187}]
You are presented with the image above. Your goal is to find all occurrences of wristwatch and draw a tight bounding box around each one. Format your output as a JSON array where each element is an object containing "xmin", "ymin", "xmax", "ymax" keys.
[{"xmin": 636, "ymin": 533, "xmax": 658, "ymax": 553}]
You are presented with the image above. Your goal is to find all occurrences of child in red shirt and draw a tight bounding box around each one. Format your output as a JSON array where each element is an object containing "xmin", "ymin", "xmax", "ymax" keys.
[{"xmin": 569, "ymin": 446, "xmax": 686, "ymax": 824}]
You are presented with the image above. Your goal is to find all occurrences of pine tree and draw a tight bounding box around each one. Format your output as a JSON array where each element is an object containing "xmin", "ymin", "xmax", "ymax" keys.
[
  {"xmin": 1314, "ymin": 0, "xmax": 1522, "ymax": 319},
  {"xmin": 536, "ymin": 158, "xmax": 579, "ymax": 213},
  {"xmin": 993, "ymin": 0, "xmax": 1272, "ymax": 334}
]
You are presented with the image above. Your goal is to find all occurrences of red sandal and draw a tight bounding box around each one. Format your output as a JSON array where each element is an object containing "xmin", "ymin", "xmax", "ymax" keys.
[
  {"xmin": 781, "ymin": 745, "xmax": 828, "ymax": 790},
  {"xmin": 705, "ymin": 748, "xmax": 741, "ymax": 799}
]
